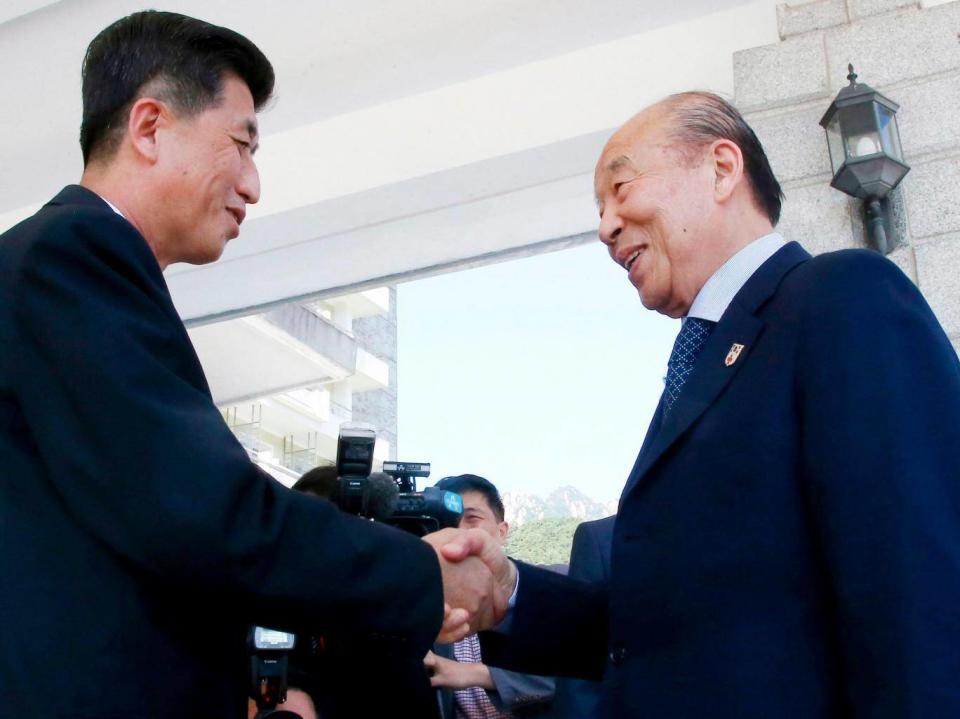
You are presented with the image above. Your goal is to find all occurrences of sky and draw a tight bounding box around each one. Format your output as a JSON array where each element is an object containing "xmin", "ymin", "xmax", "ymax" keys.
[{"xmin": 396, "ymin": 241, "xmax": 678, "ymax": 505}]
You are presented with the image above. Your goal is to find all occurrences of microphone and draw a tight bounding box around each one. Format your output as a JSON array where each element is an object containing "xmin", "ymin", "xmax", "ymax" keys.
[{"xmin": 361, "ymin": 472, "xmax": 399, "ymax": 521}]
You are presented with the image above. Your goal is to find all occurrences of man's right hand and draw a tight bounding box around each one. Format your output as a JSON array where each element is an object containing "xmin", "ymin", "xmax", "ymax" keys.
[
  {"xmin": 424, "ymin": 528, "xmax": 502, "ymax": 642},
  {"xmin": 424, "ymin": 527, "xmax": 517, "ymax": 637}
]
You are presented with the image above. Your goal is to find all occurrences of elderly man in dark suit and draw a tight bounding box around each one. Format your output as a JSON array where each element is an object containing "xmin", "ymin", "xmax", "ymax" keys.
[
  {"xmin": 438, "ymin": 91, "xmax": 960, "ymax": 717},
  {"xmin": 0, "ymin": 12, "xmax": 497, "ymax": 718}
]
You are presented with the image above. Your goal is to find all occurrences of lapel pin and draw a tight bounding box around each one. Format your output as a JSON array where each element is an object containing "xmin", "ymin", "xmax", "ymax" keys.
[{"xmin": 724, "ymin": 343, "xmax": 745, "ymax": 367}]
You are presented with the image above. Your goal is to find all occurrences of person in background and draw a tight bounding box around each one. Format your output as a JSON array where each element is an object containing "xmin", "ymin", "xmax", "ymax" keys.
[
  {"xmin": 427, "ymin": 474, "xmax": 555, "ymax": 719},
  {"xmin": 280, "ymin": 465, "xmax": 441, "ymax": 719}
]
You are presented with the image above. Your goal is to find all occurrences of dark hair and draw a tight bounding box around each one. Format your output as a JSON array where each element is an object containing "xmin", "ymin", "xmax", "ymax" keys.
[
  {"xmin": 433, "ymin": 474, "xmax": 505, "ymax": 522},
  {"xmin": 293, "ymin": 464, "xmax": 339, "ymax": 500},
  {"xmin": 80, "ymin": 10, "xmax": 275, "ymax": 164},
  {"xmin": 662, "ymin": 91, "xmax": 784, "ymax": 226}
]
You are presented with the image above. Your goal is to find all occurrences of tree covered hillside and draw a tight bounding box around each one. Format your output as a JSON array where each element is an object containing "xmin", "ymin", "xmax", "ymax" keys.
[{"xmin": 506, "ymin": 517, "xmax": 581, "ymax": 566}]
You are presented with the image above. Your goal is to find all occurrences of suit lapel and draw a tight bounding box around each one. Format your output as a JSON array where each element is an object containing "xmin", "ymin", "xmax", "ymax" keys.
[
  {"xmin": 621, "ymin": 308, "xmax": 762, "ymax": 499},
  {"xmin": 621, "ymin": 242, "xmax": 810, "ymax": 500},
  {"xmin": 617, "ymin": 396, "xmax": 665, "ymax": 512}
]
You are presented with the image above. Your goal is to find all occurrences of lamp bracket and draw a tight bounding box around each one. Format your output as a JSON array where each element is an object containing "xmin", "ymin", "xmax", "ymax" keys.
[{"xmin": 863, "ymin": 196, "xmax": 898, "ymax": 255}]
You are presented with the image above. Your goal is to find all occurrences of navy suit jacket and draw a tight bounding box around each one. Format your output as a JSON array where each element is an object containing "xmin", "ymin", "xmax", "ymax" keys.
[
  {"xmin": 0, "ymin": 186, "xmax": 443, "ymax": 718},
  {"xmin": 552, "ymin": 516, "xmax": 614, "ymax": 719},
  {"xmin": 484, "ymin": 242, "xmax": 960, "ymax": 717}
]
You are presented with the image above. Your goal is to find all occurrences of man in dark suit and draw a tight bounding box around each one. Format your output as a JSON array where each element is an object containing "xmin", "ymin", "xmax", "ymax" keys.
[
  {"xmin": 439, "ymin": 91, "xmax": 960, "ymax": 717},
  {"xmin": 0, "ymin": 12, "xmax": 497, "ymax": 718},
  {"xmin": 552, "ymin": 516, "xmax": 614, "ymax": 719}
]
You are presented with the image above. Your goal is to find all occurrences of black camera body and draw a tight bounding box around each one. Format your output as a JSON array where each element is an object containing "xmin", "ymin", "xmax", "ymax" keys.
[{"xmin": 334, "ymin": 426, "xmax": 463, "ymax": 536}]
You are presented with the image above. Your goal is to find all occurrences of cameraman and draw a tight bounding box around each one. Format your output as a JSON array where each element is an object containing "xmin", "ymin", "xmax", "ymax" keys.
[
  {"xmin": 426, "ymin": 475, "xmax": 555, "ymax": 719},
  {"xmin": 244, "ymin": 464, "xmax": 330, "ymax": 719},
  {"xmin": 283, "ymin": 466, "xmax": 441, "ymax": 719}
]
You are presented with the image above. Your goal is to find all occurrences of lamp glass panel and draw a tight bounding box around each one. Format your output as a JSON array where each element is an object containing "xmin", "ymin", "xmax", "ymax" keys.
[
  {"xmin": 840, "ymin": 102, "xmax": 882, "ymax": 159},
  {"xmin": 825, "ymin": 114, "xmax": 846, "ymax": 175},
  {"xmin": 876, "ymin": 104, "xmax": 903, "ymax": 161}
]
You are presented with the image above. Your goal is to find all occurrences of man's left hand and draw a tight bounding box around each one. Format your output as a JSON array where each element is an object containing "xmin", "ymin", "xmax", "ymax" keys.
[{"xmin": 424, "ymin": 650, "xmax": 495, "ymax": 690}]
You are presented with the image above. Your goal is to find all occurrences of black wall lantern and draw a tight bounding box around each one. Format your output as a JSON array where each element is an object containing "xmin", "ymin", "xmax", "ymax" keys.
[{"xmin": 819, "ymin": 65, "xmax": 910, "ymax": 255}]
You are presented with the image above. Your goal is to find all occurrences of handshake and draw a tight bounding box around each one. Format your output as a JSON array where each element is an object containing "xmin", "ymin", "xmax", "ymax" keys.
[{"xmin": 423, "ymin": 528, "xmax": 519, "ymax": 643}]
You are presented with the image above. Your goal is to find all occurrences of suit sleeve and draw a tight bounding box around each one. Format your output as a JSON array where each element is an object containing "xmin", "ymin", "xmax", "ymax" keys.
[
  {"xmin": 9, "ymin": 213, "xmax": 442, "ymax": 649},
  {"xmin": 551, "ymin": 521, "xmax": 611, "ymax": 718},
  {"xmin": 481, "ymin": 561, "xmax": 608, "ymax": 680},
  {"xmin": 567, "ymin": 521, "xmax": 609, "ymax": 585},
  {"xmin": 797, "ymin": 251, "xmax": 960, "ymax": 714},
  {"xmin": 488, "ymin": 666, "xmax": 555, "ymax": 713}
]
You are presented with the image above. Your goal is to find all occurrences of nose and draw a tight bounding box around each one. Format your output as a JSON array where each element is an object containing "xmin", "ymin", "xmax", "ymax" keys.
[
  {"xmin": 598, "ymin": 206, "xmax": 622, "ymax": 246},
  {"xmin": 238, "ymin": 156, "xmax": 261, "ymax": 205}
]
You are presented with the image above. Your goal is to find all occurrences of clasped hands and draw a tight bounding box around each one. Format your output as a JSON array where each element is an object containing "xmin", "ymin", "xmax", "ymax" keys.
[{"xmin": 423, "ymin": 528, "xmax": 517, "ymax": 643}]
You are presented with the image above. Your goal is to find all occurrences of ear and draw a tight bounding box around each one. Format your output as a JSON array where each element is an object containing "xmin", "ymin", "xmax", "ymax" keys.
[
  {"xmin": 710, "ymin": 138, "xmax": 744, "ymax": 204},
  {"xmin": 498, "ymin": 521, "xmax": 509, "ymax": 545},
  {"xmin": 125, "ymin": 96, "xmax": 169, "ymax": 164}
]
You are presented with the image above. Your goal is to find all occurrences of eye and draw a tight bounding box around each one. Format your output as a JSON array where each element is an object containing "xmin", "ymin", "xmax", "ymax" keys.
[{"xmin": 233, "ymin": 137, "xmax": 251, "ymax": 155}]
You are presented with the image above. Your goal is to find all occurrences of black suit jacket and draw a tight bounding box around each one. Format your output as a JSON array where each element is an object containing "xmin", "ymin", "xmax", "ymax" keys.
[
  {"xmin": 0, "ymin": 186, "xmax": 443, "ymax": 718},
  {"xmin": 552, "ymin": 516, "xmax": 614, "ymax": 719},
  {"xmin": 484, "ymin": 242, "xmax": 960, "ymax": 717}
]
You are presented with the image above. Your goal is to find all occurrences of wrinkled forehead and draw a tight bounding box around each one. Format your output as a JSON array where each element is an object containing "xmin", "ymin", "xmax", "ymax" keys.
[
  {"xmin": 594, "ymin": 113, "xmax": 678, "ymax": 190},
  {"xmin": 596, "ymin": 112, "xmax": 661, "ymax": 171},
  {"xmin": 593, "ymin": 123, "xmax": 648, "ymax": 195}
]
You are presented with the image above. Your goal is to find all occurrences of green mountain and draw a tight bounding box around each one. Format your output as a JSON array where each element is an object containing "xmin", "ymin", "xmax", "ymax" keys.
[{"xmin": 506, "ymin": 516, "xmax": 582, "ymax": 566}]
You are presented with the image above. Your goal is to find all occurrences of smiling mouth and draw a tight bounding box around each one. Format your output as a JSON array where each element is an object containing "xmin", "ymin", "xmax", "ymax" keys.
[{"xmin": 624, "ymin": 247, "xmax": 643, "ymax": 271}]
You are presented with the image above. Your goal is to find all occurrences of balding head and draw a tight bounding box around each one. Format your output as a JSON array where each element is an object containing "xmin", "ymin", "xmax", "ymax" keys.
[{"xmin": 624, "ymin": 92, "xmax": 784, "ymax": 225}]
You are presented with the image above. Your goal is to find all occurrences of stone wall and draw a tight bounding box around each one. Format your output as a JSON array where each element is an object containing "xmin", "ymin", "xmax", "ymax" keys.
[
  {"xmin": 352, "ymin": 286, "xmax": 399, "ymax": 457},
  {"xmin": 733, "ymin": 0, "xmax": 960, "ymax": 354}
]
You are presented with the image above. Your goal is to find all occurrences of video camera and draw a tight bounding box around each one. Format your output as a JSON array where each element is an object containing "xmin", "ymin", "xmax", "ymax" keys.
[
  {"xmin": 334, "ymin": 425, "xmax": 463, "ymax": 537},
  {"xmin": 248, "ymin": 425, "xmax": 461, "ymax": 717}
]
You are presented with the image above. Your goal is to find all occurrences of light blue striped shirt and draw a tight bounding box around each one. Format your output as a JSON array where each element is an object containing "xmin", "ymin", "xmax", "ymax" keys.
[{"xmin": 686, "ymin": 232, "xmax": 787, "ymax": 323}]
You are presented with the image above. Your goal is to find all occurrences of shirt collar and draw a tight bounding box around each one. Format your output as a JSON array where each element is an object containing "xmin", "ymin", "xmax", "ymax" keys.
[
  {"xmin": 103, "ymin": 198, "xmax": 126, "ymax": 219},
  {"xmin": 686, "ymin": 231, "xmax": 786, "ymax": 323}
]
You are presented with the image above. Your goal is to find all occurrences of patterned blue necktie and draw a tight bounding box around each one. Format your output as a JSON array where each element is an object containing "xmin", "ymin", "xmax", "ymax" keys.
[{"xmin": 662, "ymin": 317, "xmax": 716, "ymax": 417}]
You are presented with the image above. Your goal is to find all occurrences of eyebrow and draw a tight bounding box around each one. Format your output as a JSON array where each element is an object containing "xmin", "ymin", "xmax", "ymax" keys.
[{"xmin": 605, "ymin": 154, "xmax": 635, "ymax": 174}]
